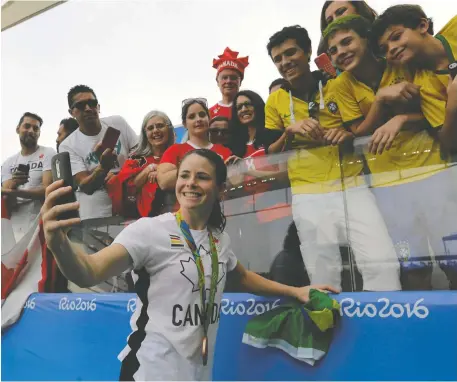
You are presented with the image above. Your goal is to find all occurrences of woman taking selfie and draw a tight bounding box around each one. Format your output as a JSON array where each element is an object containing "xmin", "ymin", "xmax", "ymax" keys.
[
  {"xmin": 41, "ymin": 149, "xmax": 337, "ymax": 381},
  {"xmin": 108, "ymin": 110, "xmax": 174, "ymax": 218}
]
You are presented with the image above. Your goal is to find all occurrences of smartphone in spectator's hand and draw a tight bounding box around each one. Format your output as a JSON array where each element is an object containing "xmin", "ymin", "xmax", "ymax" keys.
[
  {"xmin": 16, "ymin": 164, "xmax": 30, "ymax": 175},
  {"xmin": 314, "ymin": 53, "xmax": 337, "ymax": 78},
  {"xmin": 51, "ymin": 152, "xmax": 79, "ymax": 220},
  {"xmin": 95, "ymin": 126, "xmax": 120, "ymax": 157}
]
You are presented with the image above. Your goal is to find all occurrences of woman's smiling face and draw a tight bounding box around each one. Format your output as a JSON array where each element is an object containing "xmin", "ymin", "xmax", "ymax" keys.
[
  {"xmin": 145, "ymin": 116, "xmax": 169, "ymax": 148},
  {"xmin": 236, "ymin": 95, "xmax": 255, "ymax": 126},
  {"xmin": 176, "ymin": 153, "xmax": 219, "ymax": 212}
]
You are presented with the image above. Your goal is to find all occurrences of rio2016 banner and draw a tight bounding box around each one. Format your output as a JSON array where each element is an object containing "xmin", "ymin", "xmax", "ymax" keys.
[{"xmin": 2, "ymin": 292, "xmax": 457, "ymax": 381}]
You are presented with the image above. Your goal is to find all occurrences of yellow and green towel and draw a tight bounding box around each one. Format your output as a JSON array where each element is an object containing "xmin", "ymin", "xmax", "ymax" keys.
[{"xmin": 242, "ymin": 290, "xmax": 340, "ymax": 366}]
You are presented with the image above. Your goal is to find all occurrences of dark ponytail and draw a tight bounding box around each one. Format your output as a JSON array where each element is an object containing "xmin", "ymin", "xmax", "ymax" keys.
[
  {"xmin": 208, "ymin": 199, "xmax": 226, "ymax": 232},
  {"xmin": 179, "ymin": 149, "xmax": 228, "ymax": 232}
]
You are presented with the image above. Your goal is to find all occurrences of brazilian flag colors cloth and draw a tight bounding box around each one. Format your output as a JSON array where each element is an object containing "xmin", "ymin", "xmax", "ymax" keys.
[{"xmin": 242, "ymin": 289, "xmax": 340, "ymax": 366}]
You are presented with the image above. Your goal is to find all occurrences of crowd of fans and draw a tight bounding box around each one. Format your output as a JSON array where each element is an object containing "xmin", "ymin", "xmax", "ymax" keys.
[{"xmin": 2, "ymin": 1, "xmax": 456, "ymax": 292}]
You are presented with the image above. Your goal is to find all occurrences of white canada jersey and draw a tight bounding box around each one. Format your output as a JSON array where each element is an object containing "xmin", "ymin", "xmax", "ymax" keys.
[
  {"xmin": 113, "ymin": 213, "xmax": 238, "ymax": 381},
  {"xmin": 58, "ymin": 115, "xmax": 138, "ymax": 220},
  {"xmin": 1, "ymin": 146, "xmax": 56, "ymax": 238}
]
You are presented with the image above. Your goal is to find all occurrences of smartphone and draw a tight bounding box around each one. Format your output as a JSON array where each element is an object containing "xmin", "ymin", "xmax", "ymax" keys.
[
  {"xmin": 95, "ymin": 126, "xmax": 120, "ymax": 156},
  {"xmin": 51, "ymin": 152, "xmax": 79, "ymax": 220},
  {"xmin": 16, "ymin": 164, "xmax": 30, "ymax": 175},
  {"xmin": 449, "ymin": 62, "xmax": 457, "ymax": 79},
  {"xmin": 314, "ymin": 53, "xmax": 337, "ymax": 78}
]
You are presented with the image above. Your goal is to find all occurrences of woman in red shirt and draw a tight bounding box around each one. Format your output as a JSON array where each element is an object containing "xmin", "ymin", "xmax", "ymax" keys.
[
  {"xmin": 108, "ymin": 110, "xmax": 175, "ymax": 218},
  {"xmin": 158, "ymin": 98, "xmax": 232, "ymax": 193}
]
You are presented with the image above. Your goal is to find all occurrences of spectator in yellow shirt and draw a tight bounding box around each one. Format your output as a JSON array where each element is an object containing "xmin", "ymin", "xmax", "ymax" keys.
[
  {"xmin": 372, "ymin": 5, "xmax": 457, "ymax": 151},
  {"xmin": 325, "ymin": 15, "xmax": 457, "ymax": 290},
  {"xmin": 263, "ymin": 25, "xmax": 400, "ymax": 291}
]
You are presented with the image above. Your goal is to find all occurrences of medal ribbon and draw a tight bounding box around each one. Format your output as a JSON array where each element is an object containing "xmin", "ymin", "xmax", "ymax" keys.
[{"xmin": 175, "ymin": 210, "xmax": 219, "ymax": 345}]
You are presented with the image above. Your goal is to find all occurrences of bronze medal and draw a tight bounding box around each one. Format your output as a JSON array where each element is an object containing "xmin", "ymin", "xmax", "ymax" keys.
[{"xmin": 201, "ymin": 335, "xmax": 208, "ymax": 366}]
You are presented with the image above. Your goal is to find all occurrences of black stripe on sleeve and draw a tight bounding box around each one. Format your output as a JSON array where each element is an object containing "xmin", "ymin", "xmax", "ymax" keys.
[{"xmin": 119, "ymin": 268, "xmax": 150, "ymax": 381}]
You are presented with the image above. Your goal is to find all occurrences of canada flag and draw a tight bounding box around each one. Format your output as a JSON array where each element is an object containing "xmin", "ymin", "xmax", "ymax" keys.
[{"xmin": 1, "ymin": 197, "xmax": 62, "ymax": 329}]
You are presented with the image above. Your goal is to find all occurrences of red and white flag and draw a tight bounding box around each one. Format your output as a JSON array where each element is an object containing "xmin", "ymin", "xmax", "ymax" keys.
[{"xmin": 1, "ymin": 197, "xmax": 61, "ymax": 329}]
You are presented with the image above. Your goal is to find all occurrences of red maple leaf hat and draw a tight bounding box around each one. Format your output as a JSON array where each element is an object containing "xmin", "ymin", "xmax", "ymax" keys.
[{"xmin": 212, "ymin": 47, "xmax": 249, "ymax": 79}]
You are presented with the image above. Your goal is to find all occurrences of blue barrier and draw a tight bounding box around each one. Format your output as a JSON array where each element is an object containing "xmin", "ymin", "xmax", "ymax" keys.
[{"xmin": 2, "ymin": 292, "xmax": 457, "ymax": 381}]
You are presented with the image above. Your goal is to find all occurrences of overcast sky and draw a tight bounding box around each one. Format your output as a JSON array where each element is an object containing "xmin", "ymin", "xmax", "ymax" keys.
[{"xmin": 1, "ymin": 0, "xmax": 456, "ymax": 161}]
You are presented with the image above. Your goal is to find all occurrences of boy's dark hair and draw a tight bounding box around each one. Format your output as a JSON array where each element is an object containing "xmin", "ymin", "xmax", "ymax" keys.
[
  {"xmin": 268, "ymin": 78, "xmax": 288, "ymax": 93},
  {"xmin": 372, "ymin": 4, "xmax": 434, "ymax": 46},
  {"xmin": 67, "ymin": 84, "xmax": 98, "ymax": 108},
  {"xmin": 18, "ymin": 112, "xmax": 43, "ymax": 127},
  {"xmin": 323, "ymin": 15, "xmax": 372, "ymax": 43},
  {"xmin": 60, "ymin": 118, "xmax": 79, "ymax": 134},
  {"xmin": 267, "ymin": 25, "xmax": 312, "ymax": 59}
]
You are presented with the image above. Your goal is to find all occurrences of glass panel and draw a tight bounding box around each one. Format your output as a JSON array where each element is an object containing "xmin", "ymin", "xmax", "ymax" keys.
[{"xmin": 342, "ymin": 133, "xmax": 457, "ymax": 291}]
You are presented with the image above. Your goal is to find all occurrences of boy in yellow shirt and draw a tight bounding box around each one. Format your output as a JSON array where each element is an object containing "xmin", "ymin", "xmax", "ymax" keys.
[
  {"xmin": 372, "ymin": 5, "xmax": 457, "ymax": 151},
  {"xmin": 325, "ymin": 15, "xmax": 457, "ymax": 289},
  {"xmin": 263, "ymin": 25, "xmax": 400, "ymax": 291}
]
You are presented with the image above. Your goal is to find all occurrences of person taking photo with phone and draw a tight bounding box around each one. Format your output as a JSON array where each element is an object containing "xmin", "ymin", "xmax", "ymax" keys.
[
  {"xmin": 1, "ymin": 112, "xmax": 56, "ymax": 242},
  {"xmin": 41, "ymin": 148, "xmax": 338, "ymax": 381},
  {"xmin": 59, "ymin": 85, "xmax": 138, "ymax": 221}
]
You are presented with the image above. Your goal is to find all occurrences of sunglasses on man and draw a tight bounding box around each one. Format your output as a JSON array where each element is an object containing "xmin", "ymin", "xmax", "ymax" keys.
[
  {"xmin": 71, "ymin": 99, "xmax": 99, "ymax": 111},
  {"xmin": 209, "ymin": 128, "xmax": 231, "ymax": 136}
]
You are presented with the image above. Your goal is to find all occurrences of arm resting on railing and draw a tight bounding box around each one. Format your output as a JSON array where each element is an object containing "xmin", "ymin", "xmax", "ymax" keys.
[{"xmin": 157, "ymin": 163, "xmax": 178, "ymax": 191}]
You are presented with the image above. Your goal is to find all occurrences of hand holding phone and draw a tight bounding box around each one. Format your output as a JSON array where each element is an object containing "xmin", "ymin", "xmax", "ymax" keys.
[
  {"xmin": 16, "ymin": 164, "xmax": 30, "ymax": 175},
  {"xmin": 95, "ymin": 127, "xmax": 120, "ymax": 157},
  {"xmin": 97, "ymin": 147, "xmax": 118, "ymax": 171},
  {"xmin": 314, "ymin": 53, "xmax": 337, "ymax": 78},
  {"xmin": 51, "ymin": 152, "xmax": 79, "ymax": 220},
  {"xmin": 12, "ymin": 164, "xmax": 30, "ymax": 186}
]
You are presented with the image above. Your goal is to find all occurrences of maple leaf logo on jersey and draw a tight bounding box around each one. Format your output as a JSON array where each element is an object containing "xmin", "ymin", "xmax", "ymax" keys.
[
  {"xmin": 180, "ymin": 244, "xmax": 226, "ymax": 293},
  {"xmin": 39, "ymin": 154, "xmax": 44, "ymax": 159}
]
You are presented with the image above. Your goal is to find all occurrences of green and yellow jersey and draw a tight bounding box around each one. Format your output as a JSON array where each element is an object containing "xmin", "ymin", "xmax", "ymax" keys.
[
  {"xmin": 414, "ymin": 15, "xmax": 457, "ymax": 128},
  {"xmin": 265, "ymin": 79, "xmax": 364, "ymax": 194},
  {"xmin": 336, "ymin": 64, "xmax": 447, "ymax": 187}
]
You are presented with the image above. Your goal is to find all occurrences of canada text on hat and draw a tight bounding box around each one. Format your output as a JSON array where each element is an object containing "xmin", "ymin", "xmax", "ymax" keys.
[{"xmin": 213, "ymin": 47, "xmax": 249, "ymax": 78}]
